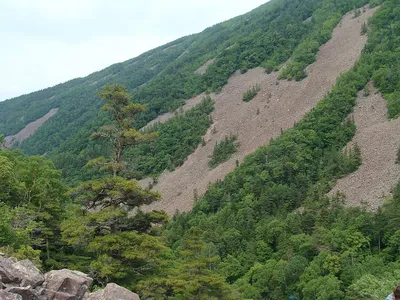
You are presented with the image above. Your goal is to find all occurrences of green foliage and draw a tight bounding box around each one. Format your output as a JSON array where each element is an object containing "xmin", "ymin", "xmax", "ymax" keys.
[
  {"xmin": 70, "ymin": 177, "xmax": 160, "ymax": 210},
  {"xmin": 138, "ymin": 227, "xmax": 238, "ymax": 299},
  {"xmin": 0, "ymin": 149, "xmax": 67, "ymax": 267},
  {"xmin": 60, "ymin": 85, "xmax": 169, "ymax": 288},
  {"xmin": 366, "ymin": 1, "xmax": 400, "ymax": 119},
  {"xmin": 208, "ymin": 135, "xmax": 239, "ymax": 169},
  {"xmin": 361, "ymin": 22, "xmax": 368, "ymax": 35},
  {"xmin": 125, "ymin": 96, "xmax": 214, "ymax": 178},
  {"xmin": 363, "ymin": 83, "xmax": 371, "ymax": 96},
  {"xmin": 346, "ymin": 268, "xmax": 400, "ymax": 299},
  {"xmin": 280, "ymin": 39, "xmax": 321, "ymax": 80},
  {"xmin": 89, "ymin": 84, "xmax": 157, "ymax": 177},
  {"xmin": 302, "ymin": 275, "xmax": 344, "ymax": 299},
  {"xmin": 242, "ymin": 84, "xmax": 261, "ymax": 102},
  {"xmin": 0, "ymin": 204, "xmax": 13, "ymax": 246}
]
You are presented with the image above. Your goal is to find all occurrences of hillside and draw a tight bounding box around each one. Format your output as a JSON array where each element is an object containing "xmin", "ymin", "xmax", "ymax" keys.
[
  {"xmin": 1, "ymin": 0, "xmax": 377, "ymax": 185},
  {"xmin": 143, "ymin": 6, "xmax": 378, "ymax": 214},
  {"xmin": 2, "ymin": 0, "xmax": 400, "ymax": 299},
  {"xmin": 329, "ymin": 83, "xmax": 400, "ymax": 209}
]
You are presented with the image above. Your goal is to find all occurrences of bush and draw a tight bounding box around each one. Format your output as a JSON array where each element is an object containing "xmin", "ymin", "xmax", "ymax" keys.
[
  {"xmin": 209, "ymin": 135, "xmax": 238, "ymax": 168},
  {"xmin": 243, "ymin": 84, "xmax": 261, "ymax": 102}
]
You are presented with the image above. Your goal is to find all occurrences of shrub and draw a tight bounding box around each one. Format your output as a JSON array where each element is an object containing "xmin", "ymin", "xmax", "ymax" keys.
[
  {"xmin": 243, "ymin": 84, "xmax": 261, "ymax": 102},
  {"xmin": 209, "ymin": 135, "xmax": 238, "ymax": 168}
]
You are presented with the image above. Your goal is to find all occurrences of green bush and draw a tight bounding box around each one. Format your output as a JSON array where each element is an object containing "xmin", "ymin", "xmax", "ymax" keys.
[
  {"xmin": 209, "ymin": 135, "xmax": 238, "ymax": 168},
  {"xmin": 243, "ymin": 84, "xmax": 261, "ymax": 102}
]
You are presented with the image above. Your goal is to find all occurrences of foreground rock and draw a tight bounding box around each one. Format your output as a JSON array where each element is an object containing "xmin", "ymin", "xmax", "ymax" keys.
[
  {"xmin": 86, "ymin": 283, "xmax": 140, "ymax": 300},
  {"xmin": 44, "ymin": 269, "xmax": 93, "ymax": 299},
  {"xmin": 0, "ymin": 257, "xmax": 140, "ymax": 300}
]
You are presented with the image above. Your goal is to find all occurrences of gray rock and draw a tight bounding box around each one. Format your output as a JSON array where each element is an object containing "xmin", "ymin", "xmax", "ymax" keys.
[
  {"xmin": 86, "ymin": 283, "xmax": 140, "ymax": 300},
  {"xmin": 12, "ymin": 260, "xmax": 44, "ymax": 288},
  {"xmin": 44, "ymin": 269, "xmax": 93, "ymax": 300},
  {"xmin": 0, "ymin": 257, "xmax": 22, "ymax": 284},
  {"xmin": 0, "ymin": 290, "xmax": 23, "ymax": 300},
  {"xmin": 6, "ymin": 286, "xmax": 40, "ymax": 300}
]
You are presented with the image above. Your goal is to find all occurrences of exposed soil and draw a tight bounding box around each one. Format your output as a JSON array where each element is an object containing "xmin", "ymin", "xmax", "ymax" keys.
[
  {"xmin": 328, "ymin": 83, "xmax": 400, "ymax": 210},
  {"xmin": 195, "ymin": 58, "xmax": 216, "ymax": 75},
  {"xmin": 5, "ymin": 108, "xmax": 58, "ymax": 147},
  {"xmin": 140, "ymin": 7, "xmax": 378, "ymax": 215}
]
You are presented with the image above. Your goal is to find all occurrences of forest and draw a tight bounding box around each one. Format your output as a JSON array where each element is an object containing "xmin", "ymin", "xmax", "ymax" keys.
[{"xmin": 1, "ymin": 0, "xmax": 400, "ymax": 299}]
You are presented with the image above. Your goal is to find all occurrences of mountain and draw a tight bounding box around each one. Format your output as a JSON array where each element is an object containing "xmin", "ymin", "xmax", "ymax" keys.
[
  {"xmin": 0, "ymin": 0, "xmax": 378, "ymax": 185},
  {"xmin": 2, "ymin": 0, "xmax": 400, "ymax": 299}
]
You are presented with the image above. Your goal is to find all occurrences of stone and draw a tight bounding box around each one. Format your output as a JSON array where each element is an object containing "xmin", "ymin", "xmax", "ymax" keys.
[
  {"xmin": 12, "ymin": 260, "xmax": 44, "ymax": 288},
  {"xmin": 6, "ymin": 286, "xmax": 40, "ymax": 300},
  {"xmin": 0, "ymin": 257, "xmax": 22, "ymax": 284},
  {"xmin": 0, "ymin": 290, "xmax": 23, "ymax": 300},
  {"xmin": 44, "ymin": 269, "xmax": 93, "ymax": 300},
  {"xmin": 86, "ymin": 283, "xmax": 140, "ymax": 300}
]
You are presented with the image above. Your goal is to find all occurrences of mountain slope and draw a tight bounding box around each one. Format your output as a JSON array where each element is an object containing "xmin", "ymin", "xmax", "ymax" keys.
[
  {"xmin": 1, "ymin": 0, "xmax": 373, "ymax": 173},
  {"xmin": 329, "ymin": 83, "xmax": 400, "ymax": 209},
  {"xmin": 144, "ymin": 6, "xmax": 378, "ymax": 214},
  {"xmin": 3, "ymin": 0, "xmax": 400, "ymax": 298}
]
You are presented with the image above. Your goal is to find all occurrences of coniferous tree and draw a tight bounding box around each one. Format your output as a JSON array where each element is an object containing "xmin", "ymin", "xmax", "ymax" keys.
[{"xmin": 62, "ymin": 84, "xmax": 167, "ymax": 286}]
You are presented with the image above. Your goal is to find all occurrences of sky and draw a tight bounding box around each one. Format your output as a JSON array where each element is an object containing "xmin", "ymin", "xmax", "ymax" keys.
[{"xmin": 0, "ymin": 0, "xmax": 268, "ymax": 101}]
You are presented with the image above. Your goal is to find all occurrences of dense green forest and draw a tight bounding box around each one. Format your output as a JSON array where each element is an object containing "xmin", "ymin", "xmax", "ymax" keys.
[{"xmin": 2, "ymin": 0, "xmax": 400, "ymax": 299}]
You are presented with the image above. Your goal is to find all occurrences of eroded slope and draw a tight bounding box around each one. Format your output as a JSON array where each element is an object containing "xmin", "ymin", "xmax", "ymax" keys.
[
  {"xmin": 5, "ymin": 108, "xmax": 58, "ymax": 147},
  {"xmin": 329, "ymin": 83, "xmax": 400, "ymax": 210},
  {"xmin": 143, "ymin": 7, "xmax": 378, "ymax": 214}
]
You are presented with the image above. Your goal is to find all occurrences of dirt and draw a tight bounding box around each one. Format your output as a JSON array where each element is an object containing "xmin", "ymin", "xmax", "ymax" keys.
[
  {"xmin": 328, "ymin": 83, "xmax": 400, "ymax": 210},
  {"xmin": 5, "ymin": 108, "xmax": 58, "ymax": 147},
  {"xmin": 139, "ymin": 6, "xmax": 378, "ymax": 215},
  {"xmin": 195, "ymin": 59, "xmax": 216, "ymax": 75}
]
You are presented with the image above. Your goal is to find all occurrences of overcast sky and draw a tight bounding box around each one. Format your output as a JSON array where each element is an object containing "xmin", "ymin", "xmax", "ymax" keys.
[{"xmin": 0, "ymin": 0, "xmax": 268, "ymax": 101}]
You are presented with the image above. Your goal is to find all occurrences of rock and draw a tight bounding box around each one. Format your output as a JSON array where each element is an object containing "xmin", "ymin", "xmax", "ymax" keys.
[
  {"xmin": 12, "ymin": 260, "xmax": 44, "ymax": 288},
  {"xmin": 0, "ymin": 290, "xmax": 23, "ymax": 300},
  {"xmin": 86, "ymin": 283, "xmax": 140, "ymax": 300},
  {"xmin": 0, "ymin": 257, "xmax": 22, "ymax": 284},
  {"xmin": 0, "ymin": 257, "xmax": 138, "ymax": 300},
  {"xmin": 44, "ymin": 269, "xmax": 93, "ymax": 300},
  {"xmin": 6, "ymin": 286, "xmax": 41, "ymax": 300}
]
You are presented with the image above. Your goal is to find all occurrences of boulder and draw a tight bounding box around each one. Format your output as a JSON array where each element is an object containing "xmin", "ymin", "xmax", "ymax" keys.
[
  {"xmin": 44, "ymin": 269, "xmax": 93, "ymax": 300},
  {"xmin": 12, "ymin": 260, "xmax": 45, "ymax": 288},
  {"xmin": 6, "ymin": 286, "xmax": 42, "ymax": 300},
  {"xmin": 0, "ymin": 289, "xmax": 23, "ymax": 300},
  {"xmin": 0, "ymin": 257, "xmax": 22, "ymax": 284},
  {"xmin": 86, "ymin": 283, "xmax": 140, "ymax": 300}
]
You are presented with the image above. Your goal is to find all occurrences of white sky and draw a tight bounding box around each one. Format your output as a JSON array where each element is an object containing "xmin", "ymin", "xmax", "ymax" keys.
[{"xmin": 0, "ymin": 0, "xmax": 268, "ymax": 101}]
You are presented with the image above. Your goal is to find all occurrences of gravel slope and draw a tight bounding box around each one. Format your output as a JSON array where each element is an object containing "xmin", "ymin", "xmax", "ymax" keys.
[
  {"xmin": 142, "ymin": 7, "xmax": 378, "ymax": 215},
  {"xmin": 5, "ymin": 108, "xmax": 58, "ymax": 147},
  {"xmin": 329, "ymin": 83, "xmax": 400, "ymax": 210}
]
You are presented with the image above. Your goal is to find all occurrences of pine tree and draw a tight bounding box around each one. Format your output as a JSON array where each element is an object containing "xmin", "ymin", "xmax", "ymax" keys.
[
  {"xmin": 62, "ymin": 84, "xmax": 167, "ymax": 286},
  {"xmin": 88, "ymin": 84, "xmax": 156, "ymax": 177}
]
